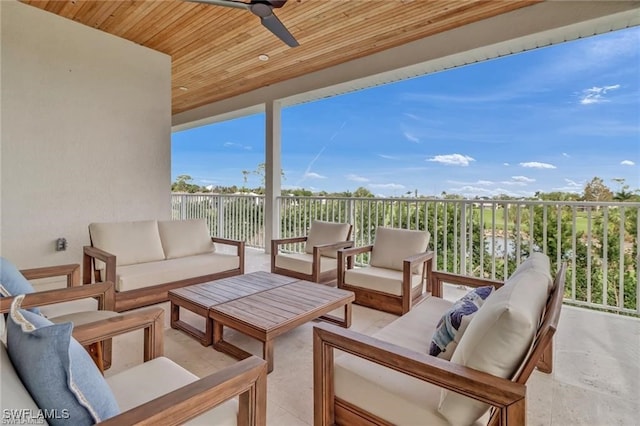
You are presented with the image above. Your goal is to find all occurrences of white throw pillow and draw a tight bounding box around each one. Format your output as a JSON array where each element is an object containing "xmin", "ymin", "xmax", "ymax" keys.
[
  {"xmin": 158, "ymin": 219, "xmax": 214, "ymax": 259},
  {"xmin": 370, "ymin": 227, "xmax": 430, "ymax": 271}
]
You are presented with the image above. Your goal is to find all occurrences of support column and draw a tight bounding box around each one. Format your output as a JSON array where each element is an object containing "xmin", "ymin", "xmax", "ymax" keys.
[{"xmin": 264, "ymin": 100, "xmax": 282, "ymax": 254}]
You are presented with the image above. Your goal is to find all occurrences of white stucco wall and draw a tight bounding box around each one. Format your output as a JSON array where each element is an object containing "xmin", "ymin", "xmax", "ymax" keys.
[{"xmin": 0, "ymin": 1, "xmax": 171, "ymax": 269}]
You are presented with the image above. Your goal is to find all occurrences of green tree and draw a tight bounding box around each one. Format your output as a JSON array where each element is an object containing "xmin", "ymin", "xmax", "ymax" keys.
[
  {"xmin": 583, "ymin": 177, "xmax": 613, "ymax": 202},
  {"xmin": 171, "ymin": 175, "xmax": 200, "ymax": 193}
]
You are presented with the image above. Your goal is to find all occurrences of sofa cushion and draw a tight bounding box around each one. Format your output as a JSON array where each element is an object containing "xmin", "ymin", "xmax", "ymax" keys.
[
  {"xmin": 438, "ymin": 262, "xmax": 551, "ymax": 425},
  {"xmin": 39, "ymin": 298, "xmax": 99, "ymax": 320},
  {"xmin": 106, "ymin": 356, "xmax": 237, "ymax": 426},
  {"xmin": 0, "ymin": 257, "xmax": 40, "ymax": 314},
  {"xmin": 511, "ymin": 252, "xmax": 552, "ymax": 290},
  {"xmin": 429, "ymin": 286, "xmax": 494, "ymax": 360},
  {"xmin": 1, "ymin": 343, "xmax": 42, "ymax": 418},
  {"xmin": 275, "ymin": 253, "xmax": 337, "ymax": 275},
  {"xmin": 305, "ymin": 221, "xmax": 351, "ymax": 259},
  {"xmin": 115, "ymin": 253, "xmax": 239, "ymax": 292},
  {"xmin": 333, "ymin": 297, "xmax": 487, "ymax": 426},
  {"xmin": 89, "ymin": 220, "xmax": 165, "ymax": 267},
  {"xmin": 158, "ymin": 219, "xmax": 214, "ymax": 259},
  {"xmin": 6, "ymin": 296, "xmax": 120, "ymax": 425},
  {"xmin": 370, "ymin": 228, "xmax": 430, "ymax": 271},
  {"xmin": 343, "ymin": 266, "xmax": 423, "ymax": 296}
]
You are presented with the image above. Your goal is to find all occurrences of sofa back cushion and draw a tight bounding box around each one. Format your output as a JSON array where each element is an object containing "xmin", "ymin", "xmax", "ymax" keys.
[
  {"xmin": 305, "ymin": 221, "xmax": 351, "ymax": 259},
  {"xmin": 158, "ymin": 219, "xmax": 214, "ymax": 259},
  {"xmin": 438, "ymin": 254, "xmax": 551, "ymax": 425},
  {"xmin": 370, "ymin": 228, "xmax": 430, "ymax": 271},
  {"xmin": 0, "ymin": 257, "xmax": 40, "ymax": 314},
  {"xmin": 89, "ymin": 220, "xmax": 165, "ymax": 267}
]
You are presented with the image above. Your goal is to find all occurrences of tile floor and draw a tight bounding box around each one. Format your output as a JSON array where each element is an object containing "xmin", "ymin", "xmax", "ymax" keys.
[{"xmin": 107, "ymin": 248, "xmax": 640, "ymax": 425}]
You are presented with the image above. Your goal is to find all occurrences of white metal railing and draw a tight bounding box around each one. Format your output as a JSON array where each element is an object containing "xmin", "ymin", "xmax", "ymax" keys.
[{"xmin": 172, "ymin": 193, "xmax": 639, "ymax": 315}]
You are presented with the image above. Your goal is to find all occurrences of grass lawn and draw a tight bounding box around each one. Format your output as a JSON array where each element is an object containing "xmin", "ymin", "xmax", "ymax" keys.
[{"xmin": 480, "ymin": 207, "xmax": 592, "ymax": 234}]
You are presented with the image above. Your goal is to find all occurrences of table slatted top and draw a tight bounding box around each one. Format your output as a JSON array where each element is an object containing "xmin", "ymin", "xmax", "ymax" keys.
[
  {"xmin": 209, "ymin": 280, "xmax": 355, "ymax": 332},
  {"xmin": 168, "ymin": 271, "xmax": 298, "ymax": 309}
]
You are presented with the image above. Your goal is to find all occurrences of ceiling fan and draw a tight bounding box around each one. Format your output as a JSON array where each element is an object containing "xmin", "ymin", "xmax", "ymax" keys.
[{"xmin": 189, "ymin": 0, "xmax": 299, "ymax": 47}]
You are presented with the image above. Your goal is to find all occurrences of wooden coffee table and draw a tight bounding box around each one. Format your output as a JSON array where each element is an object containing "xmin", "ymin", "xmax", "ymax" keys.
[
  {"xmin": 209, "ymin": 280, "xmax": 354, "ymax": 373},
  {"xmin": 169, "ymin": 271, "xmax": 298, "ymax": 345}
]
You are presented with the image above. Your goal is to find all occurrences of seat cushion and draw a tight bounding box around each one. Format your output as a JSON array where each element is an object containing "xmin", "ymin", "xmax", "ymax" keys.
[
  {"xmin": 115, "ymin": 253, "xmax": 239, "ymax": 292},
  {"xmin": 158, "ymin": 219, "xmax": 215, "ymax": 259},
  {"xmin": 6, "ymin": 296, "xmax": 120, "ymax": 425},
  {"xmin": 438, "ymin": 263, "xmax": 551, "ymax": 425},
  {"xmin": 275, "ymin": 253, "xmax": 337, "ymax": 275},
  {"xmin": 429, "ymin": 286, "xmax": 494, "ymax": 360},
  {"xmin": 343, "ymin": 266, "xmax": 423, "ymax": 296},
  {"xmin": 89, "ymin": 220, "xmax": 165, "ymax": 267},
  {"xmin": 0, "ymin": 257, "xmax": 40, "ymax": 314},
  {"xmin": 370, "ymin": 228, "xmax": 430, "ymax": 271},
  {"xmin": 304, "ymin": 221, "xmax": 351, "ymax": 258},
  {"xmin": 334, "ymin": 297, "xmax": 487, "ymax": 426},
  {"xmin": 106, "ymin": 357, "xmax": 237, "ymax": 426},
  {"xmin": 0, "ymin": 343, "xmax": 42, "ymax": 418}
]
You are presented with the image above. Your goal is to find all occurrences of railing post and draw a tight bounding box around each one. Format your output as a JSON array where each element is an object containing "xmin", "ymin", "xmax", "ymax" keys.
[
  {"xmin": 216, "ymin": 195, "xmax": 224, "ymax": 239},
  {"xmin": 180, "ymin": 194, "xmax": 187, "ymax": 220},
  {"xmin": 460, "ymin": 202, "xmax": 467, "ymax": 276}
]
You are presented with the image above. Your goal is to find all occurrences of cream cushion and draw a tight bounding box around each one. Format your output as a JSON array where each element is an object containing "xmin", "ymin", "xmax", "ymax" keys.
[
  {"xmin": 0, "ymin": 343, "xmax": 45, "ymax": 421},
  {"xmin": 305, "ymin": 221, "xmax": 351, "ymax": 258},
  {"xmin": 158, "ymin": 219, "xmax": 214, "ymax": 259},
  {"xmin": 334, "ymin": 297, "xmax": 488, "ymax": 425},
  {"xmin": 274, "ymin": 253, "xmax": 337, "ymax": 275},
  {"xmin": 370, "ymin": 228, "xmax": 430, "ymax": 271},
  {"xmin": 106, "ymin": 357, "xmax": 237, "ymax": 425},
  {"xmin": 510, "ymin": 252, "xmax": 552, "ymax": 290},
  {"xmin": 438, "ymin": 265, "xmax": 551, "ymax": 425},
  {"xmin": 344, "ymin": 266, "xmax": 423, "ymax": 296},
  {"xmin": 89, "ymin": 220, "xmax": 165, "ymax": 267},
  {"xmin": 39, "ymin": 298, "xmax": 99, "ymax": 319},
  {"xmin": 114, "ymin": 253, "xmax": 239, "ymax": 292}
]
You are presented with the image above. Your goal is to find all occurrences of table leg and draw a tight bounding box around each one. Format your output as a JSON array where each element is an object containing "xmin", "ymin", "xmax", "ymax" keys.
[
  {"xmin": 263, "ymin": 340, "xmax": 274, "ymax": 373},
  {"xmin": 318, "ymin": 301, "xmax": 352, "ymax": 328},
  {"xmin": 170, "ymin": 300, "xmax": 212, "ymax": 346},
  {"xmin": 170, "ymin": 301, "xmax": 179, "ymax": 329}
]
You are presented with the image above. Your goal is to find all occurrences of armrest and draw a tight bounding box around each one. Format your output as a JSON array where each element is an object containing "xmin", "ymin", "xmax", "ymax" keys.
[
  {"xmin": 403, "ymin": 250, "xmax": 433, "ymax": 267},
  {"xmin": 271, "ymin": 236, "xmax": 308, "ymax": 255},
  {"xmin": 313, "ymin": 240, "xmax": 354, "ymax": 255},
  {"xmin": 313, "ymin": 323, "xmax": 525, "ymax": 425},
  {"xmin": 0, "ymin": 281, "xmax": 116, "ymax": 313},
  {"xmin": 20, "ymin": 264, "xmax": 80, "ymax": 287},
  {"xmin": 83, "ymin": 245, "xmax": 116, "ymax": 285},
  {"xmin": 338, "ymin": 245, "xmax": 373, "ymax": 257},
  {"xmin": 336, "ymin": 245, "xmax": 373, "ymax": 281},
  {"xmin": 431, "ymin": 270, "xmax": 504, "ymax": 298},
  {"xmin": 73, "ymin": 306, "xmax": 164, "ymax": 362},
  {"xmin": 98, "ymin": 355, "xmax": 267, "ymax": 426},
  {"xmin": 211, "ymin": 237, "xmax": 244, "ymax": 248}
]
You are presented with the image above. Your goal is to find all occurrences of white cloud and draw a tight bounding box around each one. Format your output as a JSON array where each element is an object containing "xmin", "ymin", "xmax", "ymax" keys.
[
  {"xmin": 579, "ymin": 84, "xmax": 620, "ymax": 105},
  {"xmin": 403, "ymin": 131, "xmax": 420, "ymax": 143},
  {"xmin": 503, "ymin": 162, "xmax": 510, "ymax": 166},
  {"xmin": 403, "ymin": 113, "xmax": 420, "ymax": 120},
  {"xmin": 621, "ymin": 160, "xmax": 635, "ymax": 166},
  {"xmin": 427, "ymin": 154, "xmax": 475, "ymax": 167},
  {"xmin": 304, "ymin": 172, "xmax": 327, "ymax": 179},
  {"xmin": 223, "ymin": 142, "xmax": 252, "ymax": 150},
  {"xmin": 448, "ymin": 185, "xmax": 527, "ymax": 198},
  {"xmin": 378, "ymin": 154, "xmax": 399, "ymax": 160},
  {"xmin": 520, "ymin": 162, "xmax": 556, "ymax": 169},
  {"xmin": 562, "ymin": 153, "xmax": 570, "ymax": 158},
  {"xmin": 369, "ymin": 183, "xmax": 406, "ymax": 190},
  {"xmin": 512, "ymin": 176, "xmax": 535, "ymax": 183},
  {"xmin": 564, "ymin": 179, "xmax": 581, "ymax": 188},
  {"xmin": 346, "ymin": 174, "xmax": 369, "ymax": 182}
]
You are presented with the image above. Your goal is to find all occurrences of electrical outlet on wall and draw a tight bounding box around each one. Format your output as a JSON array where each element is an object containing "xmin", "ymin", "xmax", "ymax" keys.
[{"xmin": 55, "ymin": 238, "xmax": 67, "ymax": 251}]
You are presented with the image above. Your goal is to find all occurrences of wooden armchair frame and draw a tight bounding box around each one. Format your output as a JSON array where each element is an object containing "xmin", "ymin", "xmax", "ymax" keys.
[
  {"xmin": 337, "ymin": 245, "xmax": 433, "ymax": 315},
  {"xmin": 271, "ymin": 224, "xmax": 354, "ymax": 284},
  {"xmin": 315, "ymin": 262, "xmax": 566, "ymax": 426},
  {"xmin": 83, "ymin": 236, "xmax": 245, "ymax": 312}
]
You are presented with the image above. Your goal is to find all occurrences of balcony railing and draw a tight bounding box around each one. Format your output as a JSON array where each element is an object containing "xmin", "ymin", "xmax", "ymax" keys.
[{"xmin": 172, "ymin": 193, "xmax": 640, "ymax": 315}]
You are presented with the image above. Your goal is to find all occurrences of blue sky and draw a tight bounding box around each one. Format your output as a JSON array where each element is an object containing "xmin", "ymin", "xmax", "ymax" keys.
[{"xmin": 172, "ymin": 26, "xmax": 640, "ymax": 197}]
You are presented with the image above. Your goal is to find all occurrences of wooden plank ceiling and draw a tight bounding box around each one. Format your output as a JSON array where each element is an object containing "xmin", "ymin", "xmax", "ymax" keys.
[{"xmin": 23, "ymin": 0, "xmax": 539, "ymax": 115}]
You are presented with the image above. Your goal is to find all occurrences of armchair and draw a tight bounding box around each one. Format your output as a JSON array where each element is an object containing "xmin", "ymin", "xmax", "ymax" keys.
[
  {"xmin": 337, "ymin": 227, "xmax": 432, "ymax": 315},
  {"xmin": 272, "ymin": 220, "xmax": 353, "ymax": 284},
  {"xmin": 1, "ymin": 303, "xmax": 267, "ymax": 425}
]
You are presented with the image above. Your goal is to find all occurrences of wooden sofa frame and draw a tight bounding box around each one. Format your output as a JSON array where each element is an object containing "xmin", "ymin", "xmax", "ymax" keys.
[
  {"xmin": 315, "ymin": 262, "xmax": 567, "ymax": 426},
  {"xmin": 271, "ymin": 224, "xmax": 354, "ymax": 284},
  {"xmin": 83, "ymin": 236, "xmax": 245, "ymax": 312},
  {"xmin": 1, "ymin": 301, "xmax": 267, "ymax": 425},
  {"xmin": 337, "ymin": 246, "xmax": 433, "ymax": 315}
]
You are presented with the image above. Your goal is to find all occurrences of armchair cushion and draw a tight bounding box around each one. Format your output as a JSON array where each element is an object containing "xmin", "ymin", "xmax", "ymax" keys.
[
  {"xmin": 6, "ymin": 297, "xmax": 119, "ymax": 425},
  {"xmin": 344, "ymin": 266, "xmax": 423, "ymax": 296},
  {"xmin": 438, "ymin": 266, "xmax": 550, "ymax": 424},
  {"xmin": 274, "ymin": 253, "xmax": 337, "ymax": 275},
  {"xmin": 305, "ymin": 221, "xmax": 351, "ymax": 258},
  {"xmin": 0, "ymin": 257, "xmax": 40, "ymax": 314},
  {"xmin": 370, "ymin": 228, "xmax": 430, "ymax": 271},
  {"xmin": 89, "ymin": 220, "xmax": 165, "ymax": 267},
  {"xmin": 106, "ymin": 357, "xmax": 237, "ymax": 425},
  {"xmin": 158, "ymin": 219, "xmax": 215, "ymax": 259}
]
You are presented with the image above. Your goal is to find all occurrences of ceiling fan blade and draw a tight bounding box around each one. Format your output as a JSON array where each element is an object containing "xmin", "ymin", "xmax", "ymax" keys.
[
  {"xmin": 260, "ymin": 13, "xmax": 299, "ymax": 47},
  {"xmin": 189, "ymin": 0, "xmax": 250, "ymax": 10}
]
